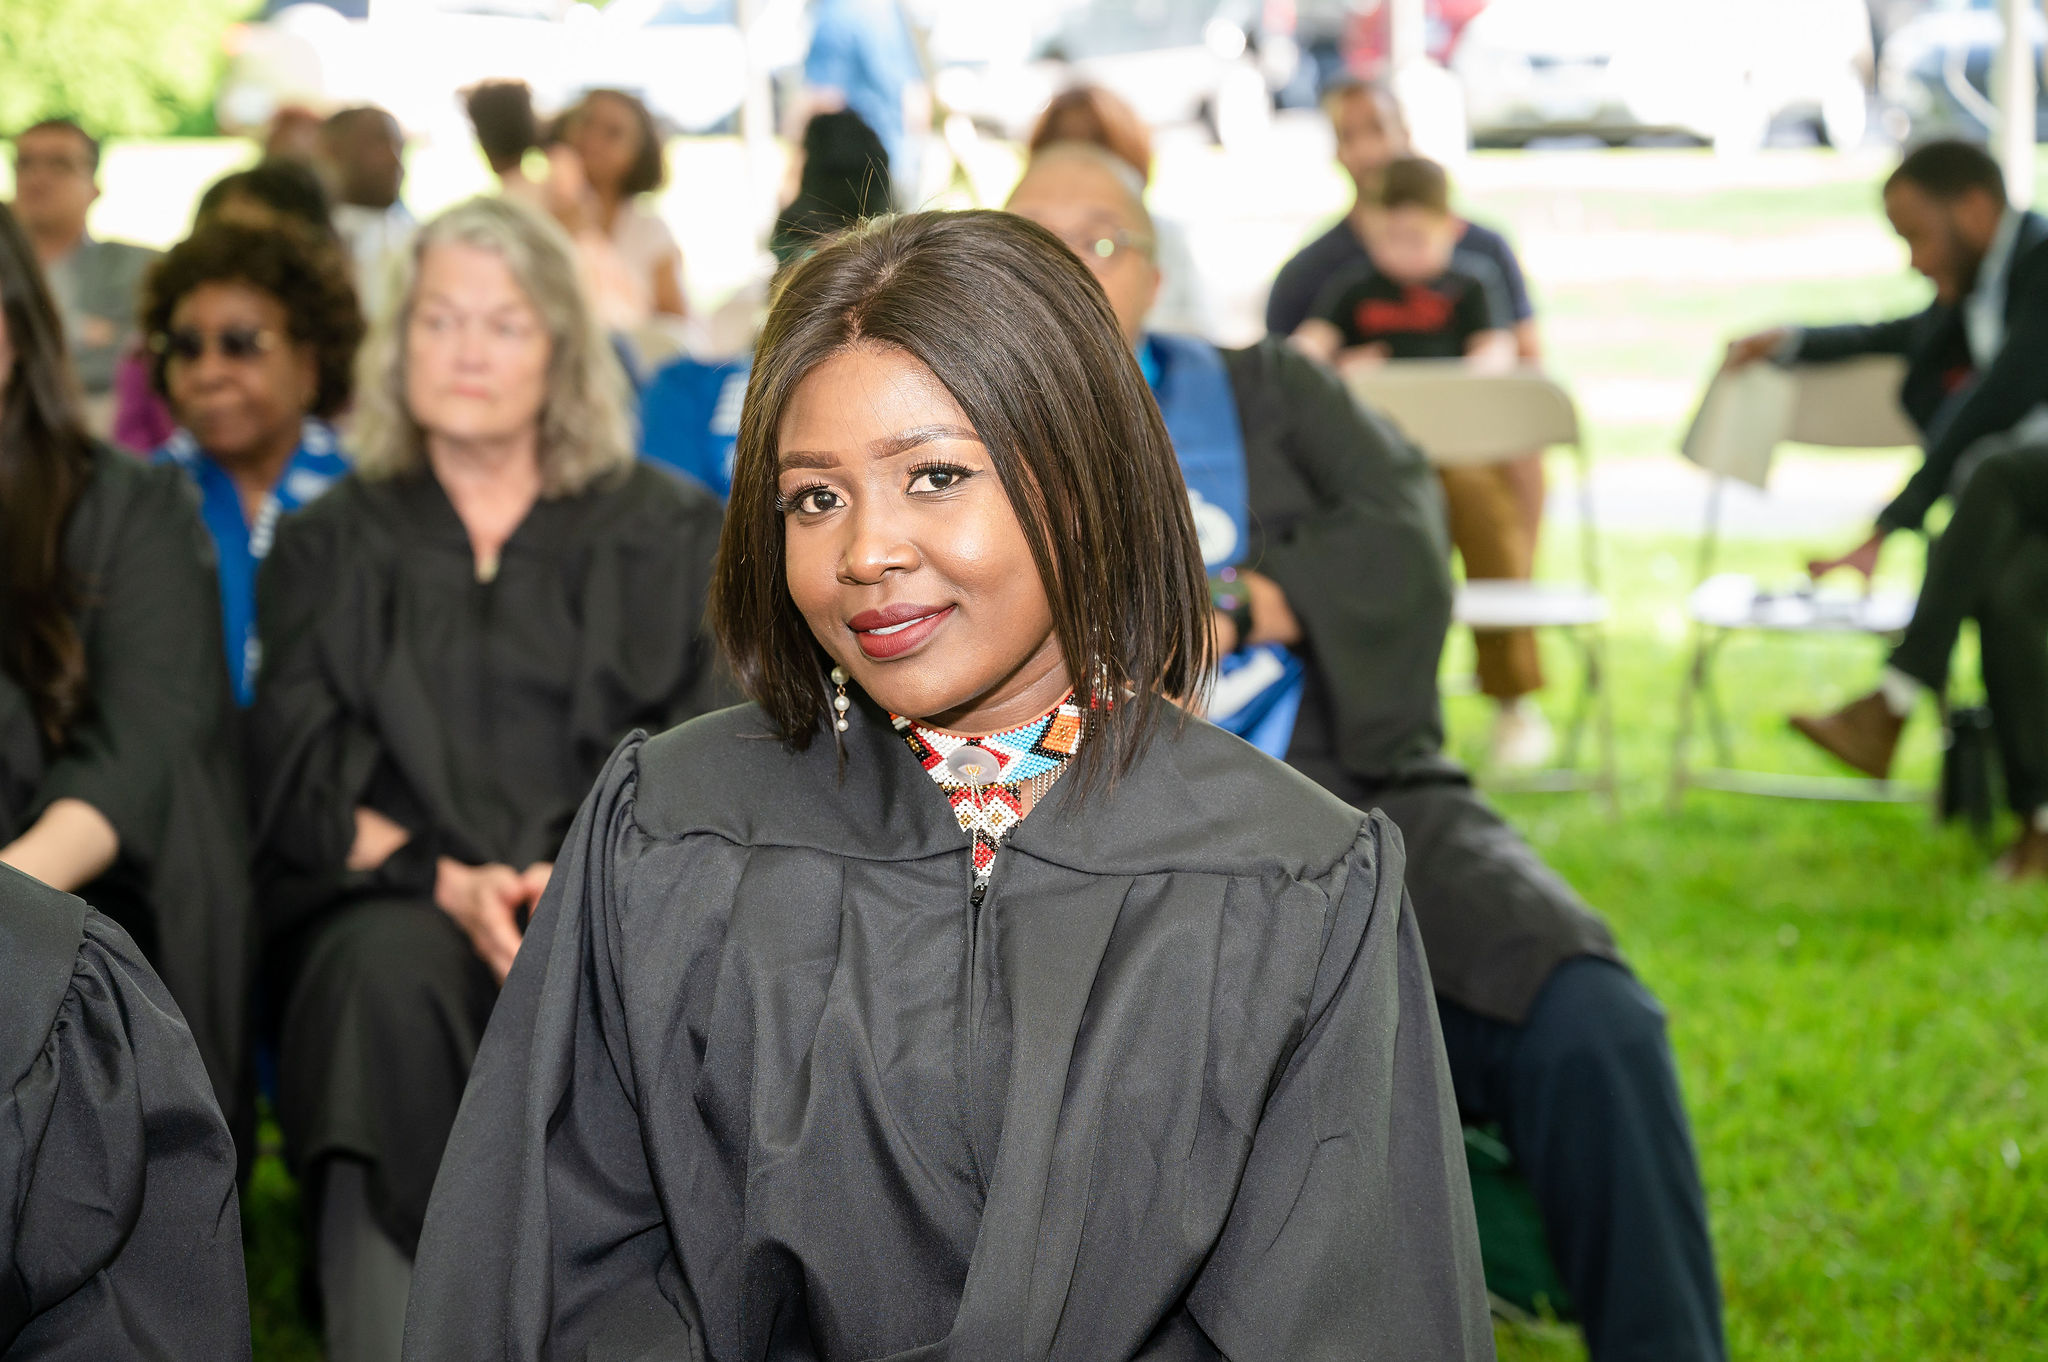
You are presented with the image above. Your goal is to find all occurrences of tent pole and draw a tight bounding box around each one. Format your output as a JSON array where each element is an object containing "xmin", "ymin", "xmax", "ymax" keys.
[{"xmin": 1996, "ymin": 0, "xmax": 2036, "ymax": 209}]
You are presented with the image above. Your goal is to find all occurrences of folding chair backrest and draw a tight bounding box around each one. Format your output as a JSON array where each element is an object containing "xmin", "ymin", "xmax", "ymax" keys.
[
  {"xmin": 1347, "ymin": 362, "xmax": 1580, "ymax": 467},
  {"xmin": 1784, "ymin": 355, "xmax": 1917, "ymax": 450}
]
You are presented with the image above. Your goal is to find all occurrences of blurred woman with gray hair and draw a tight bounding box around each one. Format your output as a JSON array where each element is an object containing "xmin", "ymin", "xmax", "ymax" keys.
[{"xmin": 247, "ymin": 195, "xmax": 727, "ymax": 1362}]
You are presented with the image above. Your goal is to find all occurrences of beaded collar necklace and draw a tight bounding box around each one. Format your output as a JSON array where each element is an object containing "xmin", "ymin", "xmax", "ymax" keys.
[{"xmin": 892, "ymin": 691, "xmax": 1085, "ymax": 887}]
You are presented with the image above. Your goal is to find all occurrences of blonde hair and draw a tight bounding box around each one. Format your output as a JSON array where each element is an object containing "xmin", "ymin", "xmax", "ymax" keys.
[{"xmin": 350, "ymin": 196, "xmax": 633, "ymax": 496}]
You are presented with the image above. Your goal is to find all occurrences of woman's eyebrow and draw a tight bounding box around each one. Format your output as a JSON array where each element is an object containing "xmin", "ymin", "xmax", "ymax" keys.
[
  {"xmin": 776, "ymin": 425, "xmax": 982, "ymax": 473},
  {"xmin": 869, "ymin": 424, "xmax": 982, "ymax": 458}
]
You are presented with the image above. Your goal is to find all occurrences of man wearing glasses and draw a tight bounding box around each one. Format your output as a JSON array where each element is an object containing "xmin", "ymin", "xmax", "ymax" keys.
[{"xmin": 9, "ymin": 118, "xmax": 158, "ymax": 432}]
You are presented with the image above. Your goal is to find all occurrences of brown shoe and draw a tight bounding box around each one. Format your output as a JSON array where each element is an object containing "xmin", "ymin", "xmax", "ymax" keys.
[
  {"xmin": 1993, "ymin": 827, "xmax": 2048, "ymax": 882},
  {"xmin": 1788, "ymin": 691, "xmax": 1905, "ymax": 780}
]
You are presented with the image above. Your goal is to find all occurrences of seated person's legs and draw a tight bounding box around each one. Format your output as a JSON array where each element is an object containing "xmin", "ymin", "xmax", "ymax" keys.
[
  {"xmin": 277, "ymin": 898, "xmax": 498, "ymax": 1362},
  {"xmin": 1793, "ymin": 442, "xmax": 2048, "ymax": 791},
  {"xmin": 1381, "ymin": 782, "xmax": 1722, "ymax": 1362},
  {"xmin": 1976, "ymin": 535, "xmax": 2048, "ymax": 872},
  {"xmin": 1438, "ymin": 960, "xmax": 1724, "ymax": 1362},
  {"xmin": 1439, "ymin": 464, "xmax": 1550, "ymax": 769}
]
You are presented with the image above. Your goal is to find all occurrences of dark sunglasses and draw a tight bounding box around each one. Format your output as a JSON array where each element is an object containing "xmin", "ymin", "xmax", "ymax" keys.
[{"xmin": 148, "ymin": 326, "xmax": 279, "ymax": 363}]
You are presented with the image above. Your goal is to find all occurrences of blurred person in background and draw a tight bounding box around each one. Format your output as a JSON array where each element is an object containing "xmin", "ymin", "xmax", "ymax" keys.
[
  {"xmin": 1027, "ymin": 83, "xmax": 1214, "ymax": 339},
  {"xmin": 7, "ymin": 118, "xmax": 157, "ymax": 434},
  {"xmin": 113, "ymin": 157, "xmax": 340, "ymax": 455},
  {"xmin": 141, "ymin": 218, "xmax": 364, "ymax": 705},
  {"xmin": 1268, "ymin": 80, "xmax": 1552, "ymax": 770},
  {"xmin": 247, "ymin": 196, "xmax": 726, "ymax": 1362},
  {"xmin": 550, "ymin": 88, "xmax": 687, "ymax": 332},
  {"xmin": 265, "ymin": 104, "xmax": 328, "ymax": 164},
  {"xmin": 1725, "ymin": 140, "xmax": 2048, "ymax": 874},
  {"xmin": 0, "ymin": 201, "xmax": 255, "ymax": 1169},
  {"xmin": 639, "ymin": 109, "xmax": 896, "ymax": 498},
  {"xmin": 0, "ymin": 865, "xmax": 252, "ymax": 1359},
  {"xmin": 1290, "ymin": 155, "xmax": 1516, "ymax": 374},
  {"xmin": 798, "ymin": 0, "xmax": 929, "ymax": 197},
  {"xmin": 321, "ymin": 105, "xmax": 415, "ymax": 322},
  {"xmin": 1010, "ymin": 144, "xmax": 1727, "ymax": 1362},
  {"xmin": 770, "ymin": 108, "xmax": 892, "ymax": 266},
  {"xmin": 464, "ymin": 79, "xmax": 545, "ymax": 208}
]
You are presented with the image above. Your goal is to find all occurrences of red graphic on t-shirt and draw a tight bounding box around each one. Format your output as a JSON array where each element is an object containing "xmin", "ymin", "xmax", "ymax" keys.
[{"xmin": 1355, "ymin": 283, "xmax": 1456, "ymax": 338}]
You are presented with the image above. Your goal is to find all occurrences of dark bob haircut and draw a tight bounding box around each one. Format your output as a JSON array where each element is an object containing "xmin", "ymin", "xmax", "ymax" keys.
[
  {"xmin": 1888, "ymin": 138, "xmax": 2006, "ymax": 205},
  {"xmin": 140, "ymin": 217, "xmax": 365, "ymax": 419},
  {"xmin": 712, "ymin": 209, "xmax": 1213, "ymax": 792}
]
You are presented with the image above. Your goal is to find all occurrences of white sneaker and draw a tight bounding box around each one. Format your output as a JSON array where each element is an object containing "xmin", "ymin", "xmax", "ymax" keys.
[{"xmin": 1489, "ymin": 699, "xmax": 1556, "ymax": 773}]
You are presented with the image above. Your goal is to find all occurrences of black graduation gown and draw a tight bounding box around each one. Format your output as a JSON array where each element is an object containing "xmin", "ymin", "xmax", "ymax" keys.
[
  {"xmin": 0, "ymin": 864, "xmax": 250, "ymax": 1359},
  {"xmin": 403, "ymin": 700, "xmax": 1493, "ymax": 1362},
  {"xmin": 1218, "ymin": 339, "xmax": 1619, "ymax": 1022},
  {"xmin": 248, "ymin": 462, "xmax": 728, "ymax": 1251},
  {"xmin": 0, "ymin": 444, "xmax": 253, "ymax": 1149}
]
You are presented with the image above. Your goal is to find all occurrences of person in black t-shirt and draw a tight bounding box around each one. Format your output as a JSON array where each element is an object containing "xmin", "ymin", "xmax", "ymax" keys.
[
  {"xmin": 1269, "ymin": 83, "xmax": 1552, "ymax": 770},
  {"xmin": 1291, "ymin": 156, "xmax": 1513, "ymax": 370}
]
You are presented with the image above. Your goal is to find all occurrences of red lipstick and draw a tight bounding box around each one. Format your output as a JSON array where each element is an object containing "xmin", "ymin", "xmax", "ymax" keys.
[{"xmin": 849, "ymin": 603, "xmax": 954, "ymax": 660}]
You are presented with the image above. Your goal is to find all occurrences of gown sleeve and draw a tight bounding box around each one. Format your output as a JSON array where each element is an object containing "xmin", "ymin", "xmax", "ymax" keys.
[
  {"xmin": 404, "ymin": 735, "xmax": 700, "ymax": 1362},
  {"xmin": 1180, "ymin": 812, "xmax": 1494, "ymax": 1360},
  {"xmin": 33, "ymin": 463, "xmax": 233, "ymax": 871},
  {"xmin": 1229, "ymin": 340, "xmax": 1460, "ymax": 783},
  {"xmin": 250, "ymin": 511, "xmax": 434, "ymax": 931},
  {"xmin": 0, "ymin": 897, "xmax": 250, "ymax": 1359}
]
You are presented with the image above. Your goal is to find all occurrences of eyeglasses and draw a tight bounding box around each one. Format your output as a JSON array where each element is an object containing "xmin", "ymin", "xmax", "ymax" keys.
[
  {"xmin": 1053, "ymin": 228, "xmax": 1155, "ymax": 266},
  {"xmin": 12, "ymin": 152, "xmax": 91, "ymax": 177},
  {"xmin": 148, "ymin": 326, "xmax": 280, "ymax": 364}
]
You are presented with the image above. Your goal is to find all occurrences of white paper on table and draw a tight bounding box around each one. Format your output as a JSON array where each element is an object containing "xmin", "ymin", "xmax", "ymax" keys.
[{"xmin": 1680, "ymin": 364, "xmax": 1799, "ymax": 489}]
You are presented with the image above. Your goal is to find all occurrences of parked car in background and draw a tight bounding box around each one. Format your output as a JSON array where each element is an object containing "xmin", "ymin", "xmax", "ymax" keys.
[
  {"xmin": 1453, "ymin": 0, "xmax": 1874, "ymax": 151},
  {"xmin": 1877, "ymin": 0, "xmax": 2048, "ymax": 145},
  {"xmin": 932, "ymin": 0, "xmax": 1274, "ymax": 147},
  {"xmin": 216, "ymin": 0, "xmax": 755, "ymax": 141}
]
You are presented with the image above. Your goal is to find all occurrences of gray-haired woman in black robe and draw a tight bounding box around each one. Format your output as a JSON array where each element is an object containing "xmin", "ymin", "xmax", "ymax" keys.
[
  {"xmin": 249, "ymin": 198, "xmax": 726, "ymax": 1362},
  {"xmin": 404, "ymin": 210, "xmax": 1491, "ymax": 1360}
]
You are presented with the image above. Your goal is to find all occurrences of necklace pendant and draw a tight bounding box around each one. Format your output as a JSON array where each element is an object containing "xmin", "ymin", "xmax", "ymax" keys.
[{"xmin": 944, "ymin": 744, "xmax": 1003, "ymax": 789}]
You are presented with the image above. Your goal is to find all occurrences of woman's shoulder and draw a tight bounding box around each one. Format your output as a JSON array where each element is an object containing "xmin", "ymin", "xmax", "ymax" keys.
[
  {"xmin": 0, "ymin": 867, "xmax": 87, "ymax": 1090},
  {"xmin": 626, "ymin": 704, "xmax": 822, "ymax": 833},
  {"xmin": 1042, "ymin": 715, "xmax": 1379, "ymax": 888},
  {"xmin": 69, "ymin": 442, "xmax": 204, "ymax": 551},
  {"xmin": 267, "ymin": 472, "xmax": 388, "ymax": 553}
]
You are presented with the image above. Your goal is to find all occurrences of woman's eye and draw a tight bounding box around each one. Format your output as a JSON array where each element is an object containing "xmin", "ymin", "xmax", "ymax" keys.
[
  {"xmin": 909, "ymin": 465, "xmax": 972, "ymax": 494},
  {"xmin": 783, "ymin": 486, "xmax": 842, "ymax": 516}
]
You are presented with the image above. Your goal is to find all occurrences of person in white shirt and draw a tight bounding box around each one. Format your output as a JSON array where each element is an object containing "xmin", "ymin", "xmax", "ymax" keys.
[{"xmin": 320, "ymin": 106, "xmax": 415, "ymax": 323}]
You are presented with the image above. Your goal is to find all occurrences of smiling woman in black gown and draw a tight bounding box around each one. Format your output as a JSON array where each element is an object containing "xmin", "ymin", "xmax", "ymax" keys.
[
  {"xmin": 248, "ymin": 197, "xmax": 726, "ymax": 1362},
  {"xmin": 404, "ymin": 210, "xmax": 1491, "ymax": 1361}
]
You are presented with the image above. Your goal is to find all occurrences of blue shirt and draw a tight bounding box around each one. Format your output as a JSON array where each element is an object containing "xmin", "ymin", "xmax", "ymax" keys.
[
  {"xmin": 804, "ymin": 0, "xmax": 922, "ymax": 178},
  {"xmin": 640, "ymin": 353, "xmax": 751, "ymax": 498},
  {"xmin": 154, "ymin": 418, "xmax": 348, "ymax": 704}
]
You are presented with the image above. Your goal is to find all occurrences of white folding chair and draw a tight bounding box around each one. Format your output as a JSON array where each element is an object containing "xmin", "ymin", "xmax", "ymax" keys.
[
  {"xmin": 1670, "ymin": 355, "xmax": 1929, "ymax": 807},
  {"xmin": 1349, "ymin": 362, "xmax": 1616, "ymax": 806}
]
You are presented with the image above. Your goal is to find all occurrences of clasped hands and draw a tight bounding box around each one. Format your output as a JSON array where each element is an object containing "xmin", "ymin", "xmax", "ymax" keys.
[{"xmin": 349, "ymin": 807, "xmax": 550, "ymax": 983}]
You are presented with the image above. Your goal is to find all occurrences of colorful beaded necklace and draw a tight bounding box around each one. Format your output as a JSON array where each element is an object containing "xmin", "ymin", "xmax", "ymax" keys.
[{"xmin": 892, "ymin": 692, "xmax": 1085, "ymax": 887}]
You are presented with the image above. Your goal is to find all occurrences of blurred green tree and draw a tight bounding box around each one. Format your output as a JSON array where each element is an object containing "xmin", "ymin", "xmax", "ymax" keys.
[{"xmin": 0, "ymin": 0, "xmax": 254, "ymax": 137}]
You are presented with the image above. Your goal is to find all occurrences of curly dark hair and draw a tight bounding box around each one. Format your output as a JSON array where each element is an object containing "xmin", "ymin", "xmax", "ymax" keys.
[{"xmin": 139, "ymin": 217, "xmax": 364, "ymax": 419}]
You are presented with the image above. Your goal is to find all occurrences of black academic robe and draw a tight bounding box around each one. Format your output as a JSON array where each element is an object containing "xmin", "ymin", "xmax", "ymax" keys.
[
  {"xmin": 249, "ymin": 462, "xmax": 728, "ymax": 1251},
  {"xmin": 0, "ymin": 865, "xmax": 250, "ymax": 1359},
  {"xmin": 403, "ymin": 701, "xmax": 1493, "ymax": 1361},
  {"xmin": 1218, "ymin": 339, "xmax": 1619, "ymax": 1022},
  {"xmin": 0, "ymin": 444, "xmax": 253, "ymax": 1149}
]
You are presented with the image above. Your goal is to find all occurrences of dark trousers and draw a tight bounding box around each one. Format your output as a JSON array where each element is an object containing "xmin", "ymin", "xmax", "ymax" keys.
[
  {"xmin": 1437, "ymin": 958, "xmax": 1726, "ymax": 1362},
  {"xmin": 1889, "ymin": 441, "xmax": 2048, "ymax": 813}
]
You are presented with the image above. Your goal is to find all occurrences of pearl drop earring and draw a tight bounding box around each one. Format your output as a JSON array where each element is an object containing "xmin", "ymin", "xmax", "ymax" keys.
[{"xmin": 831, "ymin": 665, "xmax": 851, "ymax": 732}]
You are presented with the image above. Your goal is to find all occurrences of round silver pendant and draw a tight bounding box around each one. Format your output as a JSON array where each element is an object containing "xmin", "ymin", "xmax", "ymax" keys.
[{"xmin": 944, "ymin": 745, "xmax": 1003, "ymax": 789}]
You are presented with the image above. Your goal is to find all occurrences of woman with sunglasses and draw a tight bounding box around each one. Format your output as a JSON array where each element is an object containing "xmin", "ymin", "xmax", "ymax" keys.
[
  {"xmin": 0, "ymin": 203, "xmax": 254, "ymax": 1165},
  {"xmin": 248, "ymin": 196, "xmax": 727, "ymax": 1362},
  {"xmin": 141, "ymin": 217, "xmax": 364, "ymax": 704},
  {"xmin": 404, "ymin": 210, "xmax": 1490, "ymax": 1360}
]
